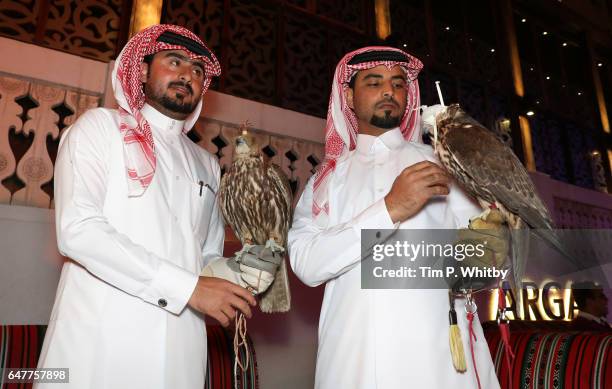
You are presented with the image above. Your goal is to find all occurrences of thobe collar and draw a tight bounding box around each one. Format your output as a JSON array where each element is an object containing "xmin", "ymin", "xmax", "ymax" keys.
[
  {"xmin": 141, "ymin": 103, "xmax": 185, "ymax": 138},
  {"xmin": 578, "ymin": 311, "xmax": 610, "ymax": 326},
  {"xmin": 355, "ymin": 127, "xmax": 404, "ymax": 155}
]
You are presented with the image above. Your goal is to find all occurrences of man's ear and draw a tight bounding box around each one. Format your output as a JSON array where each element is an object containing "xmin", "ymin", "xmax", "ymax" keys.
[
  {"xmin": 139, "ymin": 62, "xmax": 149, "ymax": 83},
  {"xmin": 345, "ymin": 87, "xmax": 355, "ymax": 109}
]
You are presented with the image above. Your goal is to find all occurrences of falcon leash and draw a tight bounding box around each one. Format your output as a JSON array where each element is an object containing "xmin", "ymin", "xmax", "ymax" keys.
[{"xmin": 464, "ymin": 291, "xmax": 482, "ymax": 389}]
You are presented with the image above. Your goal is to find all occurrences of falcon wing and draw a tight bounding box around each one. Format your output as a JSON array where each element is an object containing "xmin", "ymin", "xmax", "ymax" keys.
[
  {"xmin": 440, "ymin": 108, "xmax": 553, "ymax": 230},
  {"xmin": 266, "ymin": 162, "xmax": 293, "ymax": 245}
]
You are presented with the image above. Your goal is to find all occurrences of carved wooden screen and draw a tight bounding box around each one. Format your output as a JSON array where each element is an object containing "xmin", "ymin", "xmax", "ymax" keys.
[
  {"xmin": 161, "ymin": 0, "xmax": 375, "ymax": 118},
  {"xmin": 190, "ymin": 118, "xmax": 323, "ymax": 202},
  {"xmin": 0, "ymin": 0, "xmax": 126, "ymax": 62},
  {"xmin": 0, "ymin": 74, "xmax": 101, "ymax": 208},
  {"xmin": 0, "ymin": 72, "xmax": 324, "ymax": 209}
]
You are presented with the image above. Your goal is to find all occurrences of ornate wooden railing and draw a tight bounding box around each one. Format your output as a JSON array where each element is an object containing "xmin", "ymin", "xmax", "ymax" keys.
[
  {"xmin": 3, "ymin": 70, "xmax": 610, "ymax": 233},
  {"xmin": 0, "ymin": 73, "xmax": 324, "ymax": 209},
  {"xmin": 0, "ymin": 74, "xmax": 101, "ymax": 208}
]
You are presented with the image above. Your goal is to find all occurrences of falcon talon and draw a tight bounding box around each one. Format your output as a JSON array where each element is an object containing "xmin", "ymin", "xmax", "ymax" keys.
[{"xmin": 264, "ymin": 239, "xmax": 285, "ymax": 253}]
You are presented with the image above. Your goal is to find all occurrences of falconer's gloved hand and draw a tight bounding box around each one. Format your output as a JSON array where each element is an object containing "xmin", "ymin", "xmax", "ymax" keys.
[
  {"xmin": 448, "ymin": 209, "xmax": 510, "ymax": 291},
  {"xmin": 200, "ymin": 244, "xmax": 282, "ymax": 295},
  {"xmin": 458, "ymin": 209, "xmax": 510, "ymax": 267}
]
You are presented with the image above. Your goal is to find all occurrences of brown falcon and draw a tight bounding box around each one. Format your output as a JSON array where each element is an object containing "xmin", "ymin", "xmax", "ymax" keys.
[
  {"xmin": 424, "ymin": 104, "xmax": 578, "ymax": 299},
  {"xmin": 218, "ymin": 123, "xmax": 293, "ymax": 313}
]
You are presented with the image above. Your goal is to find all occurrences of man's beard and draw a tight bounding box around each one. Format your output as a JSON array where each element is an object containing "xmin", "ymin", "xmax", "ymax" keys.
[
  {"xmin": 146, "ymin": 78, "xmax": 198, "ymax": 115},
  {"xmin": 370, "ymin": 110, "xmax": 401, "ymax": 129},
  {"xmin": 159, "ymin": 93, "xmax": 197, "ymax": 114}
]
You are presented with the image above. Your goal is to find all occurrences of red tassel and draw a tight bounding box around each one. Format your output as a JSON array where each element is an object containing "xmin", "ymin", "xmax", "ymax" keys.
[{"xmin": 497, "ymin": 287, "xmax": 515, "ymax": 388}]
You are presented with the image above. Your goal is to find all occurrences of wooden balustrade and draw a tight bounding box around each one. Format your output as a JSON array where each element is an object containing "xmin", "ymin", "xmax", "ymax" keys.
[
  {"xmin": 0, "ymin": 73, "xmax": 324, "ymax": 209},
  {"xmin": 2, "ymin": 73, "xmax": 611, "ymax": 232}
]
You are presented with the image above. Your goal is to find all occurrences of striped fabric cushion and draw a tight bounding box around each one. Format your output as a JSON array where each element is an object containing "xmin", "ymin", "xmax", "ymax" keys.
[
  {"xmin": 205, "ymin": 325, "xmax": 259, "ymax": 389},
  {"xmin": 0, "ymin": 326, "xmax": 45, "ymax": 389},
  {"xmin": 486, "ymin": 329, "xmax": 611, "ymax": 389},
  {"xmin": 0, "ymin": 325, "xmax": 258, "ymax": 389}
]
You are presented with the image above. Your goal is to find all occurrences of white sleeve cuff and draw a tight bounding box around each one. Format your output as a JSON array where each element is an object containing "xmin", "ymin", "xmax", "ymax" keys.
[
  {"xmin": 351, "ymin": 198, "xmax": 400, "ymax": 244},
  {"xmin": 352, "ymin": 198, "xmax": 398, "ymax": 230},
  {"xmin": 147, "ymin": 261, "xmax": 199, "ymax": 314}
]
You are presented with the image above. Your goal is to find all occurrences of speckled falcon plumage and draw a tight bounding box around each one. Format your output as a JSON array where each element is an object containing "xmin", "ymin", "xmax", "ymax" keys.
[
  {"xmin": 218, "ymin": 124, "xmax": 293, "ymax": 312},
  {"xmin": 434, "ymin": 104, "xmax": 553, "ymax": 230},
  {"xmin": 431, "ymin": 104, "xmax": 577, "ymax": 297}
]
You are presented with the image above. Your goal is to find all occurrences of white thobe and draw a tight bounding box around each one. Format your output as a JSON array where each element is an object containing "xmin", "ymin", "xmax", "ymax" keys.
[
  {"xmin": 288, "ymin": 128, "xmax": 500, "ymax": 389},
  {"xmin": 36, "ymin": 104, "xmax": 224, "ymax": 389}
]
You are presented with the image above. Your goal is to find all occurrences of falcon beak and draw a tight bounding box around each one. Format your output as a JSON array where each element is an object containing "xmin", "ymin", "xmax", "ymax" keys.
[{"xmin": 236, "ymin": 137, "xmax": 246, "ymax": 146}]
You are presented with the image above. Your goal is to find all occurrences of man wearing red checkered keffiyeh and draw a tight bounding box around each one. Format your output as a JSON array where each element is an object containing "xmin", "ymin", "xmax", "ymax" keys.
[
  {"xmin": 288, "ymin": 47, "xmax": 500, "ymax": 388},
  {"xmin": 37, "ymin": 25, "xmax": 258, "ymax": 389}
]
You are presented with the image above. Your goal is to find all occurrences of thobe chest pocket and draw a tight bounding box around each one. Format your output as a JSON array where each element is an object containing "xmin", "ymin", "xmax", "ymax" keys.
[{"xmin": 188, "ymin": 180, "xmax": 215, "ymax": 241}]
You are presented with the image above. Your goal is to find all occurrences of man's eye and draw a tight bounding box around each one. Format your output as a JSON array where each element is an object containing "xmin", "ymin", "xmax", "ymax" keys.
[
  {"xmin": 394, "ymin": 82, "xmax": 406, "ymax": 88},
  {"xmin": 193, "ymin": 68, "xmax": 203, "ymax": 77},
  {"xmin": 367, "ymin": 83, "xmax": 380, "ymax": 87}
]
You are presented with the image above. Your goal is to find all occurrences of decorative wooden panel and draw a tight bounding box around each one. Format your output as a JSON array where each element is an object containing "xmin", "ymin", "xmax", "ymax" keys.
[
  {"xmin": 316, "ymin": 0, "xmax": 367, "ymax": 31},
  {"xmin": 162, "ymin": 0, "xmax": 373, "ymax": 118},
  {"xmin": 0, "ymin": 76, "xmax": 30, "ymax": 204},
  {"xmin": 282, "ymin": 11, "xmax": 329, "ymax": 117},
  {"xmin": 161, "ymin": 0, "xmax": 224, "ymax": 90},
  {"xmin": 162, "ymin": 0, "xmax": 224, "ymax": 54},
  {"xmin": 224, "ymin": 0, "xmax": 278, "ymax": 105},
  {"xmin": 0, "ymin": 0, "xmax": 39, "ymax": 42},
  {"xmin": 0, "ymin": 0, "xmax": 122, "ymax": 62},
  {"xmin": 43, "ymin": 0, "xmax": 121, "ymax": 61},
  {"xmin": 190, "ymin": 118, "xmax": 323, "ymax": 201},
  {"xmin": 0, "ymin": 74, "xmax": 101, "ymax": 208}
]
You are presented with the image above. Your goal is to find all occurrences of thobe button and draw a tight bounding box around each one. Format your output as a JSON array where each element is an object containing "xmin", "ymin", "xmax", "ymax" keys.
[
  {"xmin": 175, "ymin": 175, "xmax": 180, "ymax": 181},
  {"xmin": 158, "ymin": 298, "xmax": 167, "ymax": 308}
]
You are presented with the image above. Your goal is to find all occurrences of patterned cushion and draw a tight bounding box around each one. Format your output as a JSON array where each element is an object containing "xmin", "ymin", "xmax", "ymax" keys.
[
  {"xmin": 0, "ymin": 325, "xmax": 258, "ymax": 389},
  {"xmin": 485, "ymin": 329, "xmax": 611, "ymax": 389}
]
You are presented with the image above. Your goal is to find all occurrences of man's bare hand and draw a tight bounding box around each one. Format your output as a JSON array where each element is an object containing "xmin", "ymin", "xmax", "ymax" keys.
[
  {"xmin": 384, "ymin": 161, "xmax": 450, "ymax": 223},
  {"xmin": 188, "ymin": 276, "xmax": 257, "ymax": 327}
]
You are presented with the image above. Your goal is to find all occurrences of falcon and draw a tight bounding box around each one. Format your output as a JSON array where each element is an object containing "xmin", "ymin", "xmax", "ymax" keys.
[
  {"xmin": 218, "ymin": 123, "xmax": 293, "ymax": 313},
  {"xmin": 424, "ymin": 104, "xmax": 578, "ymax": 299}
]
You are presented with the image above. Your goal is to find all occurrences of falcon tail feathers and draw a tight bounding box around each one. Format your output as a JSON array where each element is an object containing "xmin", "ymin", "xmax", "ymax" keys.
[
  {"xmin": 259, "ymin": 259, "xmax": 291, "ymax": 313},
  {"xmin": 533, "ymin": 228, "xmax": 582, "ymax": 270},
  {"xmin": 509, "ymin": 227, "xmax": 529, "ymax": 313}
]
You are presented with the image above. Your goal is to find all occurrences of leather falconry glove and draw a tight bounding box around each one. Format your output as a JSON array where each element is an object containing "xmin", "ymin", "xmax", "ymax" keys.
[
  {"xmin": 447, "ymin": 209, "xmax": 511, "ymax": 291},
  {"xmin": 200, "ymin": 244, "xmax": 282, "ymax": 295}
]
